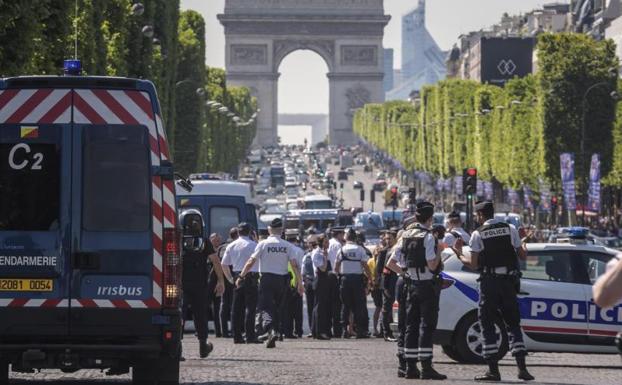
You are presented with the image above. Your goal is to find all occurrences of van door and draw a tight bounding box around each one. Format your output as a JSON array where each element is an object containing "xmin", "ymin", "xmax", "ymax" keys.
[
  {"xmin": 69, "ymin": 89, "xmax": 160, "ymax": 338},
  {"xmin": 0, "ymin": 88, "xmax": 73, "ymax": 337}
]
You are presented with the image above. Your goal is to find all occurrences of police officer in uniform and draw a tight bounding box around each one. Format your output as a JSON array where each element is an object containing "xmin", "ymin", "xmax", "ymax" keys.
[
  {"xmin": 453, "ymin": 201, "xmax": 534, "ymax": 382},
  {"xmin": 335, "ymin": 228, "xmax": 373, "ymax": 339},
  {"xmin": 301, "ymin": 237, "xmax": 317, "ymax": 337},
  {"xmin": 443, "ymin": 211, "xmax": 470, "ymax": 247},
  {"xmin": 377, "ymin": 227, "xmax": 398, "ymax": 341},
  {"xmin": 326, "ymin": 227, "xmax": 345, "ymax": 337},
  {"xmin": 386, "ymin": 202, "xmax": 446, "ymax": 380},
  {"xmin": 236, "ymin": 218, "xmax": 304, "ymax": 348},
  {"xmin": 310, "ymin": 234, "xmax": 332, "ymax": 340},
  {"xmin": 221, "ymin": 223, "xmax": 259, "ymax": 344},
  {"xmin": 180, "ymin": 209, "xmax": 225, "ymax": 358}
]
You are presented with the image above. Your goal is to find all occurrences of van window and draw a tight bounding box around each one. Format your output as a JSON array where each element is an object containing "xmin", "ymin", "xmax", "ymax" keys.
[
  {"xmin": 210, "ymin": 207, "xmax": 239, "ymax": 240},
  {"xmin": 0, "ymin": 143, "xmax": 60, "ymax": 231},
  {"xmin": 82, "ymin": 126, "xmax": 150, "ymax": 231}
]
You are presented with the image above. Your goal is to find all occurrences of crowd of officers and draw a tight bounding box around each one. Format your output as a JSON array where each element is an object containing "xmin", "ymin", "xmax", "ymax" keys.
[{"xmin": 179, "ymin": 199, "xmax": 537, "ymax": 382}]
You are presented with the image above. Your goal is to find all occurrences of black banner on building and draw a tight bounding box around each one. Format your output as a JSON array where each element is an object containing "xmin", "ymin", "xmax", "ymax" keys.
[{"xmin": 480, "ymin": 37, "xmax": 534, "ymax": 86}]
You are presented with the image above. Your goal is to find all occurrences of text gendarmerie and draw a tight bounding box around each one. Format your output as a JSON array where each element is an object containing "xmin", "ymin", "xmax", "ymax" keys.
[{"xmin": 0, "ymin": 256, "xmax": 57, "ymax": 267}]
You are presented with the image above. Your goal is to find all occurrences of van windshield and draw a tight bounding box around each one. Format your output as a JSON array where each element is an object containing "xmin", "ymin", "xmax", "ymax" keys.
[
  {"xmin": 0, "ymin": 142, "xmax": 60, "ymax": 231},
  {"xmin": 82, "ymin": 126, "xmax": 150, "ymax": 231}
]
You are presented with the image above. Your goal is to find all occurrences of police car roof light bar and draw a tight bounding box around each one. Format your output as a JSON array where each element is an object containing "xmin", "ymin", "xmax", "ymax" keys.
[{"xmin": 64, "ymin": 59, "xmax": 82, "ymax": 76}]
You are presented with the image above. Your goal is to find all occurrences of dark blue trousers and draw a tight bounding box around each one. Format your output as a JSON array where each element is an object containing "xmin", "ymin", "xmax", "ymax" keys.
[{"xmin": 257, "ymin": 273, "xmax": 289, "ymax": 334}]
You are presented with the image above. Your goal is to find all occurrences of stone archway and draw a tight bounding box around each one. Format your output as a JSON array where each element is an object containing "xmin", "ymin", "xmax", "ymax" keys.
[{"xmin": 218, "ymin": 0, "xmax": 390, "ymax": 146}]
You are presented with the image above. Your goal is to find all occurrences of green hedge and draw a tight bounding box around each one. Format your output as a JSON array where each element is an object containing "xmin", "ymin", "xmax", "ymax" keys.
[{"xmin": 355, "ymin": 33, "xmax": 619, "ymax": 191}]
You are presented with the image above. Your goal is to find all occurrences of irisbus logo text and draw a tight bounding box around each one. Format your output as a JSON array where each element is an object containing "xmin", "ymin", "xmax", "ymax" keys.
[{"xmin": 96, "ymin": 285, "xmax": 143, "ymax": 297}]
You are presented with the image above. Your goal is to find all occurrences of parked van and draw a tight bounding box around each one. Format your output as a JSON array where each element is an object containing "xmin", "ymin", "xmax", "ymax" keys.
[
  {"xmin": 0, "ymin": 65, "xmax": 182, "ymax": 384},
  {"xmin": 176, "ymin": 180, "xmax": 258, "ymax": 240}
]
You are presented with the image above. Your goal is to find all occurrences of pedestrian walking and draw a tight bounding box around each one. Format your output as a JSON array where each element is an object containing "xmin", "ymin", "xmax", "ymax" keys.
[
  {"xmin": 180, "ymin": 209, "xmax": 225, "ymax": 358},
  {"xmin": 452, "ymin": 201, "xmax": 534, "ymax": 382},
  {"xmin": 236, "ymin": 218, "xmax": 304, "ymax": 349},
  {"xmin": 386, "ymin": 202, "xmax": 446, "ymax": 380}
]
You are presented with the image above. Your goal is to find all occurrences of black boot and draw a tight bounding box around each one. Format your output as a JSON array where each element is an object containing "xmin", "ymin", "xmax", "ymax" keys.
[
  {"xmin": 397, "ymin": 354, "xmax": 407, "ymax": 378},
  {"xmin": 266, "ymin": 330, "xmax": 278, "ymax": 349},
  {"xmin": 516, "ymin": 355, "xmax": 535, "ymax": 381},
  {"xmin": 405, "ymin": 359, "xmax": 420, "ymax": 379},
  {"xmin": 475, "ymin": 361, "xmax": 501, "ymax": 382},
  {"xmin": 199, "ymin": 339, "xmax": 213, "ymax": 358},
  {"xmin": 420, "ymin": 359, "xmax": 447, "ymax": 380}
]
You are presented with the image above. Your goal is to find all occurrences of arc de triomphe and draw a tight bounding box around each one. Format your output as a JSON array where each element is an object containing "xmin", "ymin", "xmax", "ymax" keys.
[{"xmin": 218, "ymin": 0, "xmax": 390, "ymax": 146}]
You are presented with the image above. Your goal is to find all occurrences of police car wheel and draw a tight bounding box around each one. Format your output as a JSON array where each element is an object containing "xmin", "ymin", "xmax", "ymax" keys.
[{"xmin": 454, "ymin": 313, "xmax": 508, "ymax": 364}]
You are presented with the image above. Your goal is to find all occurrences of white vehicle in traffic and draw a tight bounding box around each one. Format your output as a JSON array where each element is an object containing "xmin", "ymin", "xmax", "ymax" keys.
[{"xmin": 434, "ymin": 243, "xmax": 621, "ymax": 363}]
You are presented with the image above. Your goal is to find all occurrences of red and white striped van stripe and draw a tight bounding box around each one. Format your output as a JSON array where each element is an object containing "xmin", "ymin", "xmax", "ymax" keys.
[
  {"xmin": 0, "ymin": 89, "xmax": 71, "ymax": 124},
  {"xmin": 0, "ymin": 88, "xmax": 169, "ymax": 309}
]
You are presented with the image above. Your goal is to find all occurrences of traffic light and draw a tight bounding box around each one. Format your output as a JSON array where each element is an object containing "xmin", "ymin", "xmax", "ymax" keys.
[
  {"xmin": 463, "ymin": 168, "xmax": 478, "ymax": 198},
  {"xmin": 390, "ymin": 186, "xmax": 398, "ymax": 208},
  {"xmin": 360, "ymin": 189, "xmax": 365, "ymax": 202},
  {"xmin": 551, "ymin": 196, "xmax": 558, "ymax": 211}
]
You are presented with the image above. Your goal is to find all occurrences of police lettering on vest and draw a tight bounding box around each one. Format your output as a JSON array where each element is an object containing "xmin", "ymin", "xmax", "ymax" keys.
[{"xmin": 477, "ymin": 222, "xmax": 518, "ymax": 270}]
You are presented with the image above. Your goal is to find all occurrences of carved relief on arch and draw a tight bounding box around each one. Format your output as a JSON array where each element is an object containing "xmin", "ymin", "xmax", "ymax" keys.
[
  {"xmin": 273, "ymin": 39, "xmax": 335, "ymax": 71},
  {"xmin": 345, "ymin": 84, "xmax": 371, "ymax": 118}
]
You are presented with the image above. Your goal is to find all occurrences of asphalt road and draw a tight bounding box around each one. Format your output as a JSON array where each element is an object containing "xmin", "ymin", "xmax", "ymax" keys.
[{"xmin": 10, "ymin": 337, "xmax": 621, "ymax": 384}]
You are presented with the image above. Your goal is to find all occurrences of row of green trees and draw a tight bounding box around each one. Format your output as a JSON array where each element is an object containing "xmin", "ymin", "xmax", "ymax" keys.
[
  {"xmin": 355, "ymin": 33, "xmax": 620, "ymax": 193},
  {"xmin": 0, "ymin": 1, "xmax": 255, "ymax": 175}
]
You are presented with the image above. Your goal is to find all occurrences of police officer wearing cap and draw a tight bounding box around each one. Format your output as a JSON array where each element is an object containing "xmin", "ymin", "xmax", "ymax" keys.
[
  {"xmin": 443, "ymin": 211, "xmax": 470, "ymax": 247},
  {"xmin": 452, "ymin": 201, "xmax": 534, "ymax": 382},
  {"xmin": 386, "ymin": 202, "xmax": 446, "ymax": 380},
  {"xmin": 335, "ymin": 228, "xmax": 373, "ymax": 339},
  {"xmin": 236, "ymin": 217, "xmax": 304, "ymax": 349},
  {"xmin": 221, "ymin": 223, "xmax": 260, "ymax": 344},
  {"xmin": 179, "ymin": 209, "xmax": 225, "ymax": 358}
]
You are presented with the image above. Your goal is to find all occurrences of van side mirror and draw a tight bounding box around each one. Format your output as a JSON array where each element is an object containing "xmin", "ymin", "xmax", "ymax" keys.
[{"xmin": 153, "ymin": 160, "xmax": 175, "ymax": 180}]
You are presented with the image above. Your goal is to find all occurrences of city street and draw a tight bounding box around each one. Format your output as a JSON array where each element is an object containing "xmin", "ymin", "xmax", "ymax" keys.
[{"xmin": 10, "ymin": 338, "xmax": 621, "ymax": 384}]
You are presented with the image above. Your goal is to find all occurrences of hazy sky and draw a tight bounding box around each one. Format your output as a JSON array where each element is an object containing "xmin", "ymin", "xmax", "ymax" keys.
[{"xmin": 180, "ymin": 0, "xmax": 560, "ymax": 143}]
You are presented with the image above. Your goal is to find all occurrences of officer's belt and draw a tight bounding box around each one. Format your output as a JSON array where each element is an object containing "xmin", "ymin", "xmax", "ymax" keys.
[
  {"xmin": 233, "ymin": 272, "xmax": 259, "ymax": 278},
  {"xmin": 480, "ymin": 266, "xmax": 516, "ymax": 276}
]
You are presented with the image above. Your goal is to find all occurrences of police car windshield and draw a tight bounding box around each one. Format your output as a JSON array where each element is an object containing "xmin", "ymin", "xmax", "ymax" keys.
[
  {"xmin": 82, "ymin": 126, "xmax": 150, "ymax": 232},
  {"xmin": 0, "ymin": 139, "xmax": 60, "ymax": 231}
]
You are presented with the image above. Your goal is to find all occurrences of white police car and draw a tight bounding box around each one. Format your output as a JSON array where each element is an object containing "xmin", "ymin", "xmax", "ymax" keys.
[{"xmin": 436, "ymin": 243, "xmax": 621, "ymax": 363}]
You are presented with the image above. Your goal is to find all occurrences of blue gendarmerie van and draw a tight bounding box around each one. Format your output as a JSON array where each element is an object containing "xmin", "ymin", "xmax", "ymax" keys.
[{"xmin": 0, "ymin": 60, "xmax": 183, "ymax": 384}]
